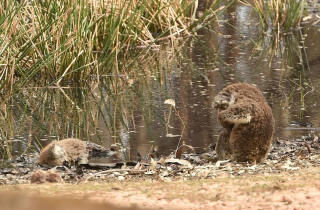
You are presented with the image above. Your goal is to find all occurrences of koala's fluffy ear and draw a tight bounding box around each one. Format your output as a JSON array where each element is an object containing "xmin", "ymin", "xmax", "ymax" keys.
[
  {"xmin": 48, "ymin": 141, "xmax": 66, "ymax": 158},
  {"xmin": 47, "ymin": 141, "xmax": 57, "ymax": 157},
  {"xmin": 213, "ymin": 92, "xmax": 236, "ymax": 110}
]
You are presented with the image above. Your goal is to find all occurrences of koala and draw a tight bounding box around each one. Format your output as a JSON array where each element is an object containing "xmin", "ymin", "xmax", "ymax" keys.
[
  {"xmin": 35, "ymin": 138, "xmax": 88, "ymax": 166},
  {"xmin": 213, "ymin": 83, "xmax": 275, "ymax": 163}
]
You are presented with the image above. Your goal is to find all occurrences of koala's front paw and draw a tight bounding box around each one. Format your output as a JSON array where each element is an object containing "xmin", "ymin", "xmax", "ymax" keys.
[
  {"xmin": 218, "ymin": 111, "xmax": 252, "ymax": 126},
  {"xmin": 223, "ymin": 113, "xmax": 252, "ymax": 124}
]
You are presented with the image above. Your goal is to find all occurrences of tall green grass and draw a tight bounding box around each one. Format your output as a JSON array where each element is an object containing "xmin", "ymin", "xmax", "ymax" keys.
[
  {"xmin": 0, "ymin": 0, "xmax": 227, "ymax": 95},
  {"xmin": 0, "ymin": 39, "xmax": 189, "ymax": 159},
  {"xmin": 0, "ymin": 0, "xmax": 232, "ymax": 159},
  {"xmin": 252, "ymin": 30, "xmax": 308, "ymax": 69},
  {"xmin": 242, "ymin": 0, "xmax": 307, "ymax": 32}
]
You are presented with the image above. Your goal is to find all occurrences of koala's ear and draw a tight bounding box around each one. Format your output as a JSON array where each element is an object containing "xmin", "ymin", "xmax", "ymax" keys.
[
  {"xmin": 49, "ymin": 141, "xmax": 65, "ymax": 158},
  {"xmin": 47, "ymin": 141, "xmax": 56, "ymax": 155}
]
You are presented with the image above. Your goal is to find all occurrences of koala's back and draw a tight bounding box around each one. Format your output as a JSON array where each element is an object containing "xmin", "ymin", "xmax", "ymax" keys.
[
  {"xmin": 215, "ymin": 83, "xmax": 275, "ymax": 163},
  {"xmin": 231, "ymin": 106, "xmax": 274, "ymax": 163},
  {"xmin": 57, "ymin": 138, "xmax": 87, "ymax": 160},
  {"xmin": 36, "ymin": 138, "xmax": 87, "ymax": 166}
]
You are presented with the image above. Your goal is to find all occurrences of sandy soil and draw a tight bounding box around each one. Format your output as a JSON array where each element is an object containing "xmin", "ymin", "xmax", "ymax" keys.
[{"xmin": 1, "ymin": 166, "xmax": 320, "ymax": 210}]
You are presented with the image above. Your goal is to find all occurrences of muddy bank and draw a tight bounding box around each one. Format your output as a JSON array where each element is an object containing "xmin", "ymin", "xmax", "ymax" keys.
[{"xmin": 1, "ymin": 166, "xmax": 320, "ymax": 210}]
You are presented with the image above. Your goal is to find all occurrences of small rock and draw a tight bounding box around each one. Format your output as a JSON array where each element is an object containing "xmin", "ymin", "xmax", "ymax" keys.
[
  {"xmin": 18, "ymin": 167, "xmax": 30, "ymax": 174},
  {"xmin": 282, "ymin": 195, "xmax": 293, "ymax": 204}
]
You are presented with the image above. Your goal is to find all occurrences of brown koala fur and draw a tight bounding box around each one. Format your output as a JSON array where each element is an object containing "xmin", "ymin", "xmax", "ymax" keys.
[
  {"xmin": 213, "ymin": 83, "xmax": 275, "ymax": 163},
  {"xmin": 35, "ymin": 138, "xmax": 88, "ymax": 166},
  {"xmin": 30, "ymin": 170, "xmax": 63, "ymax": 184}
]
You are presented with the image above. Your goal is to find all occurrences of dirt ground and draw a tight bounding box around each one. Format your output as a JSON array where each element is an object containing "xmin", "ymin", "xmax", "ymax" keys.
[{"xmin": 1, "ymin": 166, "xmax": 320, "ymax": 210}]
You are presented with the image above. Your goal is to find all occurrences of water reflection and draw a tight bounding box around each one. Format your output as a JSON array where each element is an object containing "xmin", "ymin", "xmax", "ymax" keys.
[{"xmin": 1, "ymin": 2, "xmax": 320, "ymax": 162}]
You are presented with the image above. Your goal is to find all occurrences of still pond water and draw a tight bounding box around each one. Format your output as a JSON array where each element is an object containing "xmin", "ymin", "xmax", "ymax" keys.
[{"xmin": 5, "ymin": 2, "xmax": 320, "ymax": 162}]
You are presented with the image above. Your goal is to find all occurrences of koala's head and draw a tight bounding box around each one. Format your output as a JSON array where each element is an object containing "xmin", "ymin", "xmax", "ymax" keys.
[
  {"xmin": 213, "ymin": 91, "xmax": 235, "ymax": 110},
  {"xmin": 48, "ymin": 141, "xmax": 68, "ymax": 161}
]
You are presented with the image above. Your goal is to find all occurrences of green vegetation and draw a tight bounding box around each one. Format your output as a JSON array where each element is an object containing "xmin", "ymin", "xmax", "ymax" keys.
[
  {"xmin": 0, "ymin": 0, "xmax": 317, "ymax": 160},
  {"xmin": 0, "ymin": 0, "xmax": 230, "ymax": 158},
  {"xmin": 243, "ymin": 0, "xmax": 307, "ymax": 32},
  {"xmin": 251, "ymin": 29, "xmax": 309, "ymax": 69},
  {"xmin": 0, "ymin": 0, "xmax": 227, "ymax": 95}
]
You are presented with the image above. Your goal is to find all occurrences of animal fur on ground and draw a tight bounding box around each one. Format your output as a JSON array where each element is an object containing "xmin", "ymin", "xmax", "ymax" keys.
[{"xmin": 30, "ymin": 170, "xmax": 63, "ymax": 184}]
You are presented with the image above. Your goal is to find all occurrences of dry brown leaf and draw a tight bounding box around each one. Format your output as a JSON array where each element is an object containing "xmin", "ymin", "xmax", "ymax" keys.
[
  {"xmin": 158, "ymin": 156, "xmax": 165, "ymax": 165},
  {"xmin": 150, "ymin": 157, "xmax": 157, "ymax": 170},
  {"xmin": 149, "ymin": 153, "xmax": 156, "ymax": 159},
  {"xmin": 215, "ymin": 160, "xmax": 230, "ymax": 167},
  {"xmin": 175, "ymin": 149, "xmax": 182, "ymax": 159},
  {"xmin": 164, "ymin": 158, "xmax": 193, "ymax": 168},
  {"xmin": 199, "ymin": 154, "xmax": 218, "ymax": 162},
  {"xmin": 176, "ymin": 144, "xmax": 196, "ymax": 158},
  {"xmin": 281, "ymin": 159, "xmax": 300, "ymax": 171},
  {"xmin": 164, "ymin": 99, "xmax": 176, "ymax": 107},
  {"xmin": 134, "ymin": 162, "xmax": 141, "ymax": 170}
]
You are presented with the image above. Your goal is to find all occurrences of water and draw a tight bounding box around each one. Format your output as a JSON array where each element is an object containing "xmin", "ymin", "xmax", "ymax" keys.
[{"xmin": 2, "ymin": 2, "xmax": 320, "ymax": 162}]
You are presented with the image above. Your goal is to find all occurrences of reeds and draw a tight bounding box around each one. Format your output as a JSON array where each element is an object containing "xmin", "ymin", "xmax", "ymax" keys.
[
  {"xmin": 0, "ymin": 38, "xmax": 191, "ymax": 159},
  {"xmin": 0, "ymin": 0, "xmax": 231, "ymax": 159},
  {"xmin": 243, "ymin": 0, "xmax": 307, "ymax": 32},
  {"xmin": 0, "ymin": 0, "xmax": 225, "ymax": 96}
]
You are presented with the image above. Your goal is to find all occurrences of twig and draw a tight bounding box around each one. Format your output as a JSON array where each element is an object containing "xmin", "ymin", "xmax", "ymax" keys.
[
  {"xmin": 305, "ymin": 142, "xmax": 311, "ymax": 154},
  {"xmin": 84, "ymin": 169, "xmax": 146, "ymax": 182}
]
